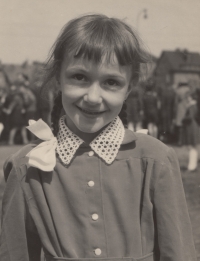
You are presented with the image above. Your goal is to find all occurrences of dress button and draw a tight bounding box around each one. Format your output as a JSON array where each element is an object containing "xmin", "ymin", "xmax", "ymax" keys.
[
  {"xmin": 92, "ymin": 213, "xmax": 99, "ymax": 220},
  {"xmin": 88, "ymin": 181, "xmax": 95, "ymax": 187},
  {"xmin": 88, "ymin": 151, "xmax": 94, "ymax": 157},
  {"xmin": 94, "ymin": 248, "xmax": 101, "ymax": 256}
]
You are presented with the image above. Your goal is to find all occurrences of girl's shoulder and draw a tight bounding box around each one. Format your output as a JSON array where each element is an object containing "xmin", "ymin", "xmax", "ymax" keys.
[
  {"xmin": 126, "ymin": 130, "xmax": 176, "ymax": 165},
  {"xmin": 3, "ymin": 140, "xmax": 42, "ymax": 182}
]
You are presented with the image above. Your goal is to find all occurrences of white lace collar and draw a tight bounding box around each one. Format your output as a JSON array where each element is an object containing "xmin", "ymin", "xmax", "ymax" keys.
[{"xmin": 56, "ymin": 115, "xmax": 125, "ymax": 165}]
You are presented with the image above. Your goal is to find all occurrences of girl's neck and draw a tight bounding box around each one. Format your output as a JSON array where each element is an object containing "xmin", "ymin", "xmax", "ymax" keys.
[
  {"xmin": 77, "ymin": 130, "xmax": 102, "ymax": 144},
  {"xmin": 64, "ymin": 117, "xmax": 106, "ymax": 144}
]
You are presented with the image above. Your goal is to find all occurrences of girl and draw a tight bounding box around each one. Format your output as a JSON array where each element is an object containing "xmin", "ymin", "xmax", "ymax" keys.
[{"xmin": 0, "ymin": 14, "xmax": 197, "ymax": 261}]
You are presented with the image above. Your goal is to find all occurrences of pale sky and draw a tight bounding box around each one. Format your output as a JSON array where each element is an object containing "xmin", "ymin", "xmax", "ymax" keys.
[{"xmin": 0, "ymin": 0, "xmax": 200, "ymax": 64}]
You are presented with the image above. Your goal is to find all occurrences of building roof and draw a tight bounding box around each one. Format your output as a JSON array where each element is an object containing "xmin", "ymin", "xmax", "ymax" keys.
[
  {"xmin": 161, "ymin": 50, "xmax": 200, "ymax": 72},
  {"xmin": 0, "ymin": 61, "xmax": 44, "ymax": 84}
]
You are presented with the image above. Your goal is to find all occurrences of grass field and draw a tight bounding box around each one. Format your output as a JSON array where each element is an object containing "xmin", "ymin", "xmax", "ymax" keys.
[{"xmin": 0, "ymin": 144, "xmax": 200, "ymax": 260}]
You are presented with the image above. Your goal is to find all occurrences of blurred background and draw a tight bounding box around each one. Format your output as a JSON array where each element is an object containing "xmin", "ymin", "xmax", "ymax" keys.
[{"xmin": 0, "ymin": 0, "xmax": 200, "ymax": 259}]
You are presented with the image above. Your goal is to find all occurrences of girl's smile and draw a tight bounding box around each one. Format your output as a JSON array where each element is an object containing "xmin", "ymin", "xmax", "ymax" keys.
[
  {"xmin": 76, "ymin": 105, "xmax": 106, "ymax": 116},
  {"xmin": 59, "ymin": 55, "xmax": 132, "ymax": 142}
]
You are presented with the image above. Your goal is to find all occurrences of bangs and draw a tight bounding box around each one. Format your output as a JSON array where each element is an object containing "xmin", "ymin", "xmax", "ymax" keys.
[
  {"xmin": 45, "ymin": 14, "xmax": 149, "ymax": 85},
  {"xmin": 72, "ymin": 39, "xmax": 134, "ymax": 66}
]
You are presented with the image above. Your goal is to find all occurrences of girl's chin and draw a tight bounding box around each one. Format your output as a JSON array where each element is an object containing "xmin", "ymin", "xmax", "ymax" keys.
[
  {"xmin": 77, "ymin": 124, "xmax": 105, "ymax": 134},
  {"xmin": 66, "ymin": 114, "xmax": 114, "ymax": 136}
]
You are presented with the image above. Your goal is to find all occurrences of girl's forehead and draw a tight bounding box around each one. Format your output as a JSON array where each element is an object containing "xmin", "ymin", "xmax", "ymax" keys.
[{"xmin": 62, "ymin": 54, "xmax": 131, "ymax": 76}]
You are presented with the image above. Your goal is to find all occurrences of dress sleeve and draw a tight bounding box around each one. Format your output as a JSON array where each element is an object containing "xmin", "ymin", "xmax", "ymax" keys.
[
  {"xmin": 0, "ymin": 158, "xmax": 42, "ymax": 261},
  {"xmin": 153, "ymin": 147, "xmax": 197, "ymax": 261}
]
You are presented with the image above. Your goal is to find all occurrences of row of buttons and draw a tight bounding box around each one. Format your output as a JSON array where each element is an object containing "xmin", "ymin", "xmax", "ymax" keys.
[{"xmin": 87, "ymin": 151, "xmax": 102, "ymax": 256}]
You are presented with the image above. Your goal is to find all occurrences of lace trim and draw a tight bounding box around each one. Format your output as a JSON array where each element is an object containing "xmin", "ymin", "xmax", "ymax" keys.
[
  {"xmin": 56, "ymin": 117, "xmax": 84, "ymax": 165},
  {"xmin": 90, "ymin": 117, "xmax": 125, "ymax": 164},
  {"xmin": 56, "ymin": 116, "xmax": 125, "ymax": 165}
]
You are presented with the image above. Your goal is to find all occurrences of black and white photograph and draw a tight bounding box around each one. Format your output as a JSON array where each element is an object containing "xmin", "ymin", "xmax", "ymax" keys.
[{"xmin": 0, "ymin": 0, "xmax": 200, "ymax": 260}]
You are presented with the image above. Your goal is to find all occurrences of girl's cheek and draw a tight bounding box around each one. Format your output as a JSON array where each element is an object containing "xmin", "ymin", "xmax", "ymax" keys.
[{"xmin": 62, "ymin": 87, "xmax": 86, "ymax": 98}]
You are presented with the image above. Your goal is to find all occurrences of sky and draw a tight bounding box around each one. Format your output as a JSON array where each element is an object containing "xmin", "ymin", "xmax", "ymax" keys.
[{"xmin": 0, "ymin": 0, "xmax": 200, "ymax": 64}]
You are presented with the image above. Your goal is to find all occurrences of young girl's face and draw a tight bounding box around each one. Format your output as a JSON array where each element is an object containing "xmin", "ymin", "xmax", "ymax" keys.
[{"xmin": 59, "ymin": 54, "xmax": 132, "ymax": 137}]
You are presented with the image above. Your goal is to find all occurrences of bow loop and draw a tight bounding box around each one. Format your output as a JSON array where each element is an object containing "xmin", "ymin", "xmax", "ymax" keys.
[
  {"xmin": 26, "ymin": 119, "xmax": 54, "ymax": 141},
  {"xmin": 26, "ymin": 119, "xmax": 57, "ymax": 171}
]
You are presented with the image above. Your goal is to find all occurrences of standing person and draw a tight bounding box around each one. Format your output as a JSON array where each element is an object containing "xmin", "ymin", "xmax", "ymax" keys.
[
  {"xmin": 19, "ymin": 83, "xmax": 37, "ymax": 141},
  {"xmin": 182, "ymin": 92, "xmax": 200, "ymax": 171},
  {"xmin": 3, "ymin": 84, "xmax": 28, "ymax": 145},
  {"xmin": 127, "ymin": 88, "xmax": 143, "ymax": 132},
  {"xmin": 19, "ymin": 84, "xmax": 37, "ymax": 121},
  {"xmin": 159, "ymin": 84, "xmax": 175, "ymax": 143},
  {"xmin": 17, "ymin": 73, "xmax": 30, "ymax": 88},
  {"xmin": 143, "ymin": 81, "xmax": 159, "ymax": 138},
  {"xmin": 0, "ymin": 88, "xmax": 12, "ymax": 142},
  {"xmin": 0, "ymin": 14, "xmax": 196, "ymax": 261},
  {"xmin": 0, "ymin": 88, "xmax": 7, "ymax": 138},
  {"xmin": 195, "ymin": 85, "xmax": 200, "ymax": 126},
  {"xmin": 173, "ymin": 83, "xmax": 190, "ymax": 146}
]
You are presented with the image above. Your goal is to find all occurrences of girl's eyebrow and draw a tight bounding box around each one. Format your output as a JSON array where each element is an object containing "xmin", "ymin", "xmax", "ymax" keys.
[
  {"xmin": 66, "ymin": 67, "xmax": 126, "ymax": 79},
  {"xmin": 102, "ymin": 73, "xmax": 126, "ymax": 80},
  {"xmin": 66, "ymin": 67, "xmax": 89, "ymax": 73}
]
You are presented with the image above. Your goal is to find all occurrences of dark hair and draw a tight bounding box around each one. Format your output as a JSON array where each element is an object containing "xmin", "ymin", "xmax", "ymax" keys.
[{"xmin": 41, "ymin": 14, "xmax": 149, "ymax": 134}]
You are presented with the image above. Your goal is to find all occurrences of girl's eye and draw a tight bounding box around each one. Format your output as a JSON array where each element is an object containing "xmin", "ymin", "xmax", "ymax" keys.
[
  {"xmin": 73, "ymin": 74, "xmax": 87, "ymax": 81},
  {"xmin": 106, "ymin": 79, "xmax": 118, "ymax": 86},
  {"xmin": 104, "ymin": 79, "xmax": 120, "ymax": 89}
]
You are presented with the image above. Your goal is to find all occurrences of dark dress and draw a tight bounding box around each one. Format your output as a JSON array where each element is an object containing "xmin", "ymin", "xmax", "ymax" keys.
[
  {"xmin": 8, "ymin": 93, "xmax": 26, "ymax": 129},
  {"xmin": 182, "ymin": 102, "xmax": 200, "ymax": 146},
  {"xmin": 196, "ymin": 88, "xmax": 200, "ymax": 125},
  {"xmin": 0, "ymin": 130, "xmax": 197, "ymax": 261},
  {"xmin": 127, "ymin": 91, "xmax": 142, "ymax": 127},
  {"xmin": 143, "ymin": 91, "xmax": 158, "ymax": 127},
  {"xmin": 159, "ymin": 88, "xmax": 175, "ymax": 134}
]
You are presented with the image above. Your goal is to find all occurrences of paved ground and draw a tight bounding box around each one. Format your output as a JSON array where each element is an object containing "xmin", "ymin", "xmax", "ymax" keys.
[{"xmin": 0, "ymin": 144, "xmax": 200, "ymax": 260}]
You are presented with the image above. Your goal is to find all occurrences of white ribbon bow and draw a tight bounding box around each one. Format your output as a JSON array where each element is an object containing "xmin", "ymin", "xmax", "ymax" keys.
[{"xmin": 26, "ymin": 119, "xmax": 57, "ymax": 171}]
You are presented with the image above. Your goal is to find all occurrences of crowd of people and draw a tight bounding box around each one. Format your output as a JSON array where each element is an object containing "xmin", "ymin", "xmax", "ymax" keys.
[
  {"xmin": 127, "ymin": 81, "xmax": 200, "ymax": 171},
  {"xmin": 0, "ymin": 73, "xmax": 53, "ymax": 145},
  {"xmin": 1, "ymin": 74, "xmax": 200, "ymax": 149}
]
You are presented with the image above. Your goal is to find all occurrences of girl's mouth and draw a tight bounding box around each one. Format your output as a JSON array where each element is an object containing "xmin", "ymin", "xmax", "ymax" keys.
[{"xmin": 77, "ymin": 106, "xmax": 105, "ymax": 115}]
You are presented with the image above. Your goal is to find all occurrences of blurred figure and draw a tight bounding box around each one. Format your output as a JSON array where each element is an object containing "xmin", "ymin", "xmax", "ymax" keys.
[
  {"xmin": 17, "ymin": 73, "xmax": 30, "ymax": 87},
  {"xmin": 195, "ymin": 85, "xmax": 200, "ymax": 125},
  {"xmin": 182, "ymin": 91, "xmax": 200, "ymax": 172},
  {"xmin": 19, "ymin": 83, "xmax": 37, "ymax": 141},
  {"xmin": 127, "ymin": 88, "xmax": 143, "ymax": 131},
  {"xmin": 0, "ymin": 88, "xmax": 12, "ymax": 142},
  {"xmin": 16, "ymin": 73, "xmax": 38, "ymax": 141},
  {"xmin": 3, "ymin": 84, "xmax": 28, "ymax": 145},
  {"xmin": 158, "ymin": 84, "xmax": 175, "ymax": 143},
  {"xmin": 0, "ymin": 88, "xmax": 7, "ymax": 137},
  {"xmin": 39, "ymin": 78, "xmax": 56, "ymax": 126},
  {"xmin": 173, "ymin": 83, "xmax": 190, "ymax": 146},
  {"xmin": 19, "ymin": 84, "xmax": 37, "ymax": 122},
  {"xmin": 143, "ymin": 81, "xmax": 159, "ymax": 138}
]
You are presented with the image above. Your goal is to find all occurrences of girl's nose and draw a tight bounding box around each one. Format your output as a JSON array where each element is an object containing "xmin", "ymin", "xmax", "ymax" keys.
[{"xmin": 84, "ymin": 83, "xmax": 102, "ymax": 104}]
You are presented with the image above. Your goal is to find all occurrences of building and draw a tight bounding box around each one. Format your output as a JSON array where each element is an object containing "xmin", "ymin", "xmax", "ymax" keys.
[{"xmin": 153, "ymin": 49, "xmax": 200, "ymax": 89}]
